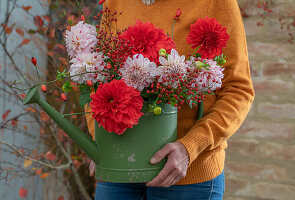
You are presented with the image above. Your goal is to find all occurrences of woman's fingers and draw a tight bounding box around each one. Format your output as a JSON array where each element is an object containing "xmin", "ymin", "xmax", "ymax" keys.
[{"xmin": 89, "ymin": 160, "xmax": 95, "ymax": 176}]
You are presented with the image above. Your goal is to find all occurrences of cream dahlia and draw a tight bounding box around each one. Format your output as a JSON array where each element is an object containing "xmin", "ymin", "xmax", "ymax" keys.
[
  {"xmin": 120, "ymin": 54, "xmax": 157, "ymax": 91},
  {"xmin": 65, "ymin": 21, "xmax": 98, "ymax": 58}
]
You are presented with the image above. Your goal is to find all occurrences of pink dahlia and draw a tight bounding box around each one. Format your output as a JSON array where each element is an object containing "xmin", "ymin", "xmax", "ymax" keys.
[
  {"xmin": 69, "ymin": 52, "xmax": 106, "ymax": 84},
  {"xmin": 152, "ymin": 49, "xmax": 189, "ymax": 88},
  {"xmin": 188, "ymin": 57, "xmax": 224, "ymax": 92},
  {"xmin": 120, "ymin": 54, "xmax": 157, "ymax": 91},
  {"xmin": 65, "ymin": 21, "xmax": 98, "ymax": 58},
  {"xmin": 90, "ymin": 80, "xmax": 144, "ymax": 135},
  {"xmin": 186, "ymin": 17, "xmax": 230, "ymax": 59},
  {"xmin": 120, "ymin": 20, "xmax": 176, "ymax": 64}
]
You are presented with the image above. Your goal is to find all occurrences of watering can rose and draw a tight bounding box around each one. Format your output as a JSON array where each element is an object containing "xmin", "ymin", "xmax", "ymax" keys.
[{"xmin": 90, "ymin": 79, "xmax": 144, "ymax": 135}]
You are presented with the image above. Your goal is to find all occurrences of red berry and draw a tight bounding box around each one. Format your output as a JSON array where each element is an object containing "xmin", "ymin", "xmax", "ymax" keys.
[
  {"xmin": 175, "ymin": 8, "xmax": 181, "ymax": 20},
  {"xmin": 106, "ymin": 63, "xmax": 112, "ymax": 70},
  {"xmin": 41, "ymin": 84, "xmax": 47, "ymax": 92},
  {"xmin": 61, "ymin": 93, "xmax": 67, "ymax": 101},
  {"xmin": 87, "ymin": 80, "xmax": 93, "ymax": 86},
  {"xmin": 31, "ymin": 57, "xmax": 37, "ymax": 66}
]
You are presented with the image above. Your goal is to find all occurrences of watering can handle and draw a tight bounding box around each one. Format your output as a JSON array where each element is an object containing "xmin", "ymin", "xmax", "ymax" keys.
[{"xmin": 23, "ymin": 86, "xmax": 100, "ymax": 165}]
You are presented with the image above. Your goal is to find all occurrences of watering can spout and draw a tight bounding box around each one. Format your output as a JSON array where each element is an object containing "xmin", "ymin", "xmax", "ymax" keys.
[{"xmin": 23, "ymin": 86, "xmax": 100, "ymax": 165}]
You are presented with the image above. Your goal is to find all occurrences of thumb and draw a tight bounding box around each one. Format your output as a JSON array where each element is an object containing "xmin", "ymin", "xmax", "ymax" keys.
[{"xmin": 150, "ymin": 143, "xmax": 175, "ymax": 164}]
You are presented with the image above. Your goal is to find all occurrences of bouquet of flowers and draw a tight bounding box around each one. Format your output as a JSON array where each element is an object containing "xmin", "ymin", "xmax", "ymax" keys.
[{"xmin": 59, "ymin": 7, "xmax": 229, "ymax": 135}]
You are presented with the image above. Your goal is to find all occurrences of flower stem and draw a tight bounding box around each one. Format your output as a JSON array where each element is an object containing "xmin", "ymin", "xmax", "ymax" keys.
[
  {"xmin": 62, "ymin": 112, "xmax": 90, "ymax": 117},
  {"xmin": 197, "ymin": 100, "xmax": 204, "ymax": 120},
  {"xmin": 171, "ymin": 19, "xmax": 176, "ymax": 39}
]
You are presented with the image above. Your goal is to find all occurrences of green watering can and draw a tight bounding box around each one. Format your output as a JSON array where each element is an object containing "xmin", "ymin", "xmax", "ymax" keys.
[{"xmin": 23, "ymin": 86, "xmax": 177, "ymax": 183}]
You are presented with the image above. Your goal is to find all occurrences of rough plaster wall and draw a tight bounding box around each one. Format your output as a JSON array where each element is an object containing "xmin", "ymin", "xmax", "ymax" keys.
[{"xmin": 0, "ymin": 0, "xmax": 69, "ymax": 199}]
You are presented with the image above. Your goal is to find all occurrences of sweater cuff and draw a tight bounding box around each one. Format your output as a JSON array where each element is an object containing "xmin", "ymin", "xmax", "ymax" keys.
[{"xmin": 177, "ymin": 128, "xmax": 211, "ymax": 166}]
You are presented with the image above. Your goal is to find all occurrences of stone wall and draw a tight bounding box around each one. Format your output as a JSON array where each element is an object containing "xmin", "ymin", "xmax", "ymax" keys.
[{"xmin": 225, "ymin": 0, "xmax": 295, "ymax": 199}]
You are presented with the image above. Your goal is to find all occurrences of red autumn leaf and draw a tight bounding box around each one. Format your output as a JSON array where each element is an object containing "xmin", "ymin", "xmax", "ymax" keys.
[
  {"xmin": 58, "ymin": 57, "xmax": 67, "ymax": 66},
  {"xmin": 20, "ymin": 93, "xmax": 26, "ymax": 98},
  {"xmin": 40, "ymin": 173, "xmax": 49, "ymax": 178},
  {"xmin": 49, "ymin": 27, "xmax": 55, "ymax": 38},
  {"xmin": 2, "ymin": 110, "xmax": 11, "ymax": 120},
  {"xmin": 36, "ymin": 168, "xmax": 42, "ymax": 175},
  {"xmin": 40, "ymin": 111, "xmax": 49, "ymax": 122},
  {"xmin": 15, "ymin": 28, "xmax": 24, "ymax": 37},
  {"xmin": 19, "ymin": 187, "xmax": 28, "ymax": 198},
  {"xmin": 73, "ymin": 159, "xmax": 82, "ymax": 169},
  {"xmin": 47, "ymin": 51, "xmax": 54, "ymax": 57},
  {"xmin": 22, "ymin": 6, "xmax": 32, "ymax": 11},
  {"xmin": 57, "ymin": 196, "xmax": 64, "ymax": 200},
  {"xmin": 42, "ymin": 15, "xmax": 51, "ymax": 23},
  {"xmin": 32, "ymin": 149, "xmax": 38, "ymax": 157},
  {"xmin": 21, "ymin": 39, "xmax": 31, "ymax": 46},
  {"xmin": 3, "ymin": 167, "xmax": 15, "ymax": 170},
  {"xmin": 25, "ymin": 107, "xmax": 36, "ymax": 113},
  {"xmin": 2, "ymin": 24, "xmax": 13, "ymax": 34},
  {"xmin": 34, "ymin": 16, "xmax": 44, "ymax": 28},
  {"xmin": 56, "ymin": 44, "xmax": 66, "ymax": 51},
  {"xmin": 11, "ymin": 119, "xmax": 18, "ymax": 126},
  {"xmin": 45, "ymin": 152, "xmax": 56, "ymax": 161},
  {"xmin": 23, "ymin": 125, "xmax": 28, "ymax": 130},
  {"xmin": 19, "ymin": 148, "xmax": 25, "ymax": 154},
  {"xmin": 39, "ymin": 127, "xmax": 45, "ymax": 135}
]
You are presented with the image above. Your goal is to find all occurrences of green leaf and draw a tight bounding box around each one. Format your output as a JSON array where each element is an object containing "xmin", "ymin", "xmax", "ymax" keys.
[
  {"xmin": 79, "ymin": 86, "xmax": 91, "ymax": 108},
  {"xmin": 62, "ymin": 81, "xmax": 72, "ymax": 93}
]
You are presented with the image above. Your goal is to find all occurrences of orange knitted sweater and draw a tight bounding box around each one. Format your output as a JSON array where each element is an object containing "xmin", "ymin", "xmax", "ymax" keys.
[{"xmin": 85, "ymin": 0, "xmax": 255, "ymax": 185}]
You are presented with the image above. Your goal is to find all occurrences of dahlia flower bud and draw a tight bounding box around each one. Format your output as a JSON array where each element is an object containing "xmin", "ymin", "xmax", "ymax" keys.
[
  {"xmin": 195, "ymin": 61, "xmax": 204, "ymax": 70},
  {"xmin": 153, "ymin": 107, "xmax": 162, "ymax": 115},
  {"xmin": 218, "ymin": 57, "xmax": 227, "ymax": 65},
  {"xmin": 159, "ymin": 48, "xmax": 167, "ymax": 57},
  {"xmin": 81, "ymin": 15, "xmax": 86, "ymax": 21}
]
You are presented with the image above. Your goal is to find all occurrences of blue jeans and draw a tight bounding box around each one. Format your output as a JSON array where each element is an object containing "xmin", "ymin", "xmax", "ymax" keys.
[{"xmin": 95, "ymin": 171, "xmax": 224, "ymax": 200}]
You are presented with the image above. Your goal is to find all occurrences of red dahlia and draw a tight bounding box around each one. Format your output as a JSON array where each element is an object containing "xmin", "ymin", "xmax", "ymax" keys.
[
  {"xmin": 120, "ymin": 20, "xmax": 176, "ymax": 64},
  {"xmin": 186, "ymin": 17, "xmax": 230, "ymax": 59},
  {"xmin": 90, "ymin": 79, "xmax": 144, "ymax": 135}
]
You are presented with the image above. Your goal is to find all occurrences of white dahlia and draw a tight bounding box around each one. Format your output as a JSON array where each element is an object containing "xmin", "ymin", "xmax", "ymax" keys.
[
  {"xmin": 65, "ymin": 21, "xmax": 98, "ymax": 58},
  {"xmin": 69, "ymin": 52, "xmax": 106, "ymax": 84},
  {"xmin": 152, "ymin": 49, "xmax": 189, "ymax": 88},
  {"xmin": 120, "ymin": 54, "xmax": 157, "ymax": 91}
]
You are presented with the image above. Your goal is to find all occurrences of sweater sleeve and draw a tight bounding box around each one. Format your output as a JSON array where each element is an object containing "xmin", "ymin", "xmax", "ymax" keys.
[{"xmin": 177, "ymin": 0, "xmax": 255, "ymax": 166}]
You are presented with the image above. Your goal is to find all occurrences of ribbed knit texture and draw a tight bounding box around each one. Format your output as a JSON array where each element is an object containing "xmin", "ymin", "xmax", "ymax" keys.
[{"xmin": 85, "ymin": 0, "xmax": 255, "ymax": 185}]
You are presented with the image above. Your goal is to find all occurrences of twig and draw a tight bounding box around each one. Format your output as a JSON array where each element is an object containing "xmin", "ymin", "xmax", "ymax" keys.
[{"xmin": 0, "ymin": 139, "xmax": 71, "ymax": 170}]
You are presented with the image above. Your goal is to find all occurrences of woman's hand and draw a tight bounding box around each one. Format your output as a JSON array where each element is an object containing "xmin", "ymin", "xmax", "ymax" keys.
[
  {"xmin": 89, "ymin": 160, "xmax": 95, "ymax": 176},
  {"xmin": 146, "ymin": 141, "xmax": 189, "ymax": 187}
]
